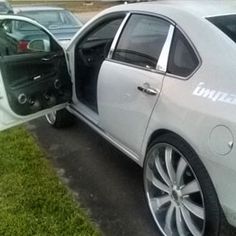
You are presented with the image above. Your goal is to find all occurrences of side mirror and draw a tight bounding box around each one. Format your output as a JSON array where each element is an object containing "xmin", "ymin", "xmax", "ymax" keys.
[{"xmin": 27, "ymin": 39, "xmax": 50, "ymax": 52}]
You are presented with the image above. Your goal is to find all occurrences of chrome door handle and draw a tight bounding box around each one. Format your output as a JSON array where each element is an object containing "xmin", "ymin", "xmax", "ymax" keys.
[
  {"xmin": 137, "ymin": 84, "xmax": 159, "ymax": 96},
  {"xmin": 41, "ymin": 54, "xmax": 58, "ymax": 62}
]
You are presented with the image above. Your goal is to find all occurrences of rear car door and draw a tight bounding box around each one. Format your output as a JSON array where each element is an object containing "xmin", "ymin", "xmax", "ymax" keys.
[
  {"xmin": 0, "ymin": 15, "xmax": 71, "ymax": 131},
  {"xmin": 98, "ymin": 13, "xmax": 174, "ymax": 157}
]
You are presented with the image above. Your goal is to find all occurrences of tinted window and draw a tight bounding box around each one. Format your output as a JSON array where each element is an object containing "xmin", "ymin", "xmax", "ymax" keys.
[
  {"xmin": 167, "ymin": 28, "xmax": 199, "ymax": 77},
  {"xmin": 87, "ymin": 18, "xmax": 124, "ymax": 41},
  {"xmin": 207, "ymin": 14, "xmax": 236, "ymax": 43},
  {"xmin": 0, "ymin": 19, "xmax": 51, "ymax": 56},
  {"xmin": 113, "ymin": 14, "xmax": 170, "ymax": 69}
]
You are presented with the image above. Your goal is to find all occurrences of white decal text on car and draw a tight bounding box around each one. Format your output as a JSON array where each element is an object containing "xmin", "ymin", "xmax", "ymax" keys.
[{"xmin": 193, "ymin": 82, "xmax": 236, "ymax": 105}]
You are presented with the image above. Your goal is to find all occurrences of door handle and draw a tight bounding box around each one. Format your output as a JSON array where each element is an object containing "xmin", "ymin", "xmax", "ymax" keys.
[
  {"xmin": 137, "ymin": 83, "xmax": 159, "ymax": 96},
  {"xmin": 41, "ymin": 54, "xmax": 58, "ymax": 62}
]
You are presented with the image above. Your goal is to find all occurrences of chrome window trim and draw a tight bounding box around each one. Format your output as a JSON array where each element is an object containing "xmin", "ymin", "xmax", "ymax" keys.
[
  {"xmin": 128, "ymin": 10, "xmax": 176, "ymax": 25},
  {"xmin": 108, "ymin": 11, "xmax": 175, "ymax": 74},
  {"xmin": 106, "ymin": 58, "xmax": 166, "ymax": 75},
  {"xmin": 108, "ymin": 12, "xmax": 131, "ymax": 59},
  {"xmin": 157, "ymin": 24, "xmax": 175, "ymax": 72}
]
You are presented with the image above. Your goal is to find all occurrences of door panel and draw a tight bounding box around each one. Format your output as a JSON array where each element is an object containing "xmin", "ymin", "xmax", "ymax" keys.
[
  {"xmin": 0, "ymin": 16, "xmax": 71, "ymax": 131},
  {"xmin": 97, "ymin": 14, "xmax": 172, "ymax": 156},
  {"xmin": 98, "ymin": 61, "xmax": 164, "ymax": 155},
  {"xmin": 0, "ymin": 52, "xmax": 71, "ymax": 116}
]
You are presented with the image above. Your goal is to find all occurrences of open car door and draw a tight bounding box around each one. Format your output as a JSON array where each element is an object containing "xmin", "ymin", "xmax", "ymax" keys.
[{"xmin": 0, "ymin": 15, "xmax": 72, "ymax": 131}]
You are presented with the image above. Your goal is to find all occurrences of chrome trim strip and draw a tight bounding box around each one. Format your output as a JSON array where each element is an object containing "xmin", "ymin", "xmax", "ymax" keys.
[
  {"xmin": 108, "ymin": 12, "xmax": 131, "ymax": 59},
  {"xmin": 157, "ymin": 24, "xmax": 175, "ymax": 72},
  {"xmin": 67, "ymin": 105, "xmax": 141, "ymax": 164},
  {"xmin": 106, "ymin": 58, "xmax": 165, "ymax": 75},
  {"xmin": 128, "ymin": 10, "xmax": 176, "ymax": 25}
]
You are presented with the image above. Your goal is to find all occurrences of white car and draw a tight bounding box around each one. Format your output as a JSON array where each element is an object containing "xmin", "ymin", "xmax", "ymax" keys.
[{"xmin": 0, "ymin": 1, "xmax": 236, "ymax": 236}]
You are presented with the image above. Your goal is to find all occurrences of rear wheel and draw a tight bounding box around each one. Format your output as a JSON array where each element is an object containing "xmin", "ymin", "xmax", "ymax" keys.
[
  {"xmin": 143, "ymin": 133, "xmax": 221, "ymax": 236},
  {"xmin": 45, "ymin": 109, "xmax": 75, "ymax": 128}
]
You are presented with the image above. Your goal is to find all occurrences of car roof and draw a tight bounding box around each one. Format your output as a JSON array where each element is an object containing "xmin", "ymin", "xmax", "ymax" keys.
[
  {"xmin": 110, "ymin": 1, "xmax": 236, "ymax": 19},
  {"xmin": 98, "ymin": 0, "xmax": 236, "ymax": 63},
  {"xmin": 13, "ymin": 5, "xmax": 65, "ymax": 13}
]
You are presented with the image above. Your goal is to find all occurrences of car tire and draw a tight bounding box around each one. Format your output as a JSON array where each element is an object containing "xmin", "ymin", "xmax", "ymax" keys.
[
  {"xmin": 143, "ymin": 133, "xmax": 222, "ymax": 236},
  {"xmin": 45, "ymin": 109, "xmax": 75, "ymax": 128}
]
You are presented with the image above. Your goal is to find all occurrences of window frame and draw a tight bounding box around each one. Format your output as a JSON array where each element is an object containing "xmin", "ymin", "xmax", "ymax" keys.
[
  {"xmin": 73, "ymin": 12, "xmax": 127, "ymax": 50},
  {"xmin": 108, "ymin": 11, "xmax": 175, "ymax": 75},
  {"xmin": 165, "ymin": 25, "xmax": 202, "ymax": 80}
]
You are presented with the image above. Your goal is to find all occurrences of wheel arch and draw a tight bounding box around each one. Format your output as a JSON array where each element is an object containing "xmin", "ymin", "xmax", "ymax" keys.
[{"xmin": 145, "ymin": 129, "xmax": 186, "ymax": 154}]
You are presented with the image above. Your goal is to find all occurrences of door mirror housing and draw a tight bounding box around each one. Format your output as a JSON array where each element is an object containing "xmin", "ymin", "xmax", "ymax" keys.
[{"xmin": 27, "ymin": 39, "xmax": 50, "ymax": 52}]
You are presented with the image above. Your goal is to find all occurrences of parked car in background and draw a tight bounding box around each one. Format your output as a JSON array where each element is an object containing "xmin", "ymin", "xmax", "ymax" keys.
[
  {"xmin": 0, "ymin": 0, "xmax": 12, "ymax": 14},
  {"xmin": 0, "ymin": 1, "xmax": 236, "ymax": 236},
  {"xmin": 14, "ymin": 6, "xmax": 83, "ymax": 47}
]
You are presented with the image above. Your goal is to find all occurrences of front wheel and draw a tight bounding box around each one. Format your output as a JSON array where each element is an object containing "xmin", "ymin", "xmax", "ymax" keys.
[
  {"xmin": 143, "ymin": 133, "xmax": 221, "ymax": 236},
  {"xmin": 45, "ymin": 109, "xmax": 75, "ymax": 128}
]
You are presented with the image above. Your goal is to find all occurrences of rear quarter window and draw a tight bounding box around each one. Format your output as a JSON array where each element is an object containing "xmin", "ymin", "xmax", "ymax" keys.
[
  {"xmin": 167, "ymin": 28, "xmax": 199, "ymax": 77},
  {"xmin": 207, "ymin": 14, "xmax": 236, "ymax": 43}
]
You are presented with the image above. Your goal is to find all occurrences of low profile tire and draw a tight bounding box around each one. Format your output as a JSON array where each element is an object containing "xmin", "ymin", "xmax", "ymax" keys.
[
  {"xmin": 45, "ymin": 109, "xmax": 75, "ymax": 128},
  {"xmin": 143, "ymin": 133, "xmax": 222, "ymax": 236}
]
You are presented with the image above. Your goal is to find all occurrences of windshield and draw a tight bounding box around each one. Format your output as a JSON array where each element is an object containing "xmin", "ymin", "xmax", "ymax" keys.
[
  {"xmin": 207, "ymin": 14, "xmax": 236, "ymax": 43},
  {"xmin": 0, "ymin": 2, "xmax": 9, "ymax": 13},
  {"xmin": 18, "ymin": 10, "xmax": 83, "ymax": 31}
]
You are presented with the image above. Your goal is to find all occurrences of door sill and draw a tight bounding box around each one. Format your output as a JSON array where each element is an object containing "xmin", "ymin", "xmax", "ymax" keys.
[
  {"xmin": 68, "ymin": 102, "xmax": 100, "ymax": 126},
  {"xmin": 67, "ymin": 104, "xmax": 141, "ymax": 165}
]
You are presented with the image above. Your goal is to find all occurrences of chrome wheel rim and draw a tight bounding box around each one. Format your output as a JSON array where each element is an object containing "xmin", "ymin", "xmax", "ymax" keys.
[
  {"xmin": 46, "ymin": 111, "xmax": 57, "ymax": 125},
  {"xmin": 144, "ymin": 143, "xmax": 205, "ymax": 236}
]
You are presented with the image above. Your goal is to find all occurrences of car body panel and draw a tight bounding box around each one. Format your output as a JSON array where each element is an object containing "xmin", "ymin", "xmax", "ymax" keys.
[{"xmin": 98, "ymin": 60, "xmax": 164, "ymax": 157}]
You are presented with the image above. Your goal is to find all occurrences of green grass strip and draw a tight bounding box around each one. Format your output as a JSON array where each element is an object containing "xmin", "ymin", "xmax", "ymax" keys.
[{"xmin": 0, "ymin": 126, "xmax": 101, "ymax": 236}]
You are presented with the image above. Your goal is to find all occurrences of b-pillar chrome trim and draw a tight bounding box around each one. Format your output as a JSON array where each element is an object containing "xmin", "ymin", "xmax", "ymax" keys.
[
  {"xmin": 157, "ymin": 24, "xmax": 175, "ymax": 73},
  {"xmin": 108, "ymin": 13, "xmax": 131, "ymax": 59}
]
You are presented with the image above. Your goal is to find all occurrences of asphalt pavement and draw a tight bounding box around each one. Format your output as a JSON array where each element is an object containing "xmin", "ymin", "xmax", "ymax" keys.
[{"xmin": 28, "ymin": 118, "xmax": 158, "ymax": 236}]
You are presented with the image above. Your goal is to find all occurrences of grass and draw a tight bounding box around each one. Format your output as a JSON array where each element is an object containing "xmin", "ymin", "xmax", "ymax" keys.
[{"xmin": 0, "ymin": 126, "xmax": 101, "ymax": 236}]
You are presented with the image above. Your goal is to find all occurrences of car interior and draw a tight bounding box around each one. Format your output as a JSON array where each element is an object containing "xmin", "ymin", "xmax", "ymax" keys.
[{"xmin": 74, "ymin": 15, "xmax": 125, "ymax": 113}]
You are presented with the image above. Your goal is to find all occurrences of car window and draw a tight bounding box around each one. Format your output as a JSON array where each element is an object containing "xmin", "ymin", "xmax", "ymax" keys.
[
  {"xmin": 0, "ymin": 19, "xmax": 51, "ymax": 56},
  {"xmin": 207, "ymin": 14, "xmax": 236, "ymax": 43},
  {"xmin": 167, "ymin": 28, "xmax": 199, "ymax": 77},
  {"xmin": 113, "ymin": 14, "xmax": 170, "ymax": 69},
  {"xmin": 19, "ymin": 10, "xmax": 82, "ymax": 30},
  {"xmin": 87, "ymin": 18, "xmax": 124, "ymax": 41}
]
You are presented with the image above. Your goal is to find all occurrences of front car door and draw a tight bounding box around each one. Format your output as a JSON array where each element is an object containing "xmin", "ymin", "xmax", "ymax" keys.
[
  {"xmin": 98, "ymin": 13, "xmax": 174, "ymax": 158},
  {"xmin": 0, "ymin": 15, "xmax": 71, "ymax": 131}
]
